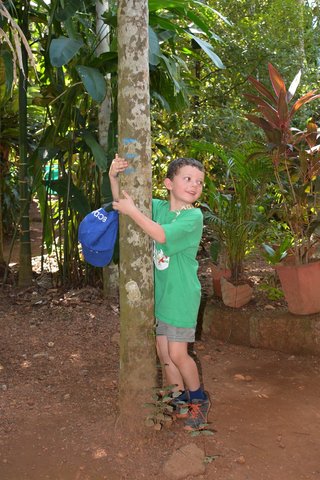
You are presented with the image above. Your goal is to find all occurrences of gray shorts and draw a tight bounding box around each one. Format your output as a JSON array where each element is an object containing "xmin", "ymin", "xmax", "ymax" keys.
[{"xmin": 156, "ymin": 319, "xmax": 195, "ymax": 343}]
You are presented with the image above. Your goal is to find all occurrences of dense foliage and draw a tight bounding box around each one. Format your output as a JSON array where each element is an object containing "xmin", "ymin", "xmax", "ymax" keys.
[{"xmin": 1, "ymin": 0, "xmax": 320, "ymax": 286}]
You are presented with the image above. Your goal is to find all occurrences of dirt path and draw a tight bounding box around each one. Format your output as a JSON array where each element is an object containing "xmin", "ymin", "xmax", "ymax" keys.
[{"xmin": 0, "ymin": 285, "xmax": 319, "ymax": 480}]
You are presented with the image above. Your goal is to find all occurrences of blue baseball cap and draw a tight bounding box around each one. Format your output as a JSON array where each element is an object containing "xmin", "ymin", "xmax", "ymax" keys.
[{"xmin": 78, "ymin": 207, "xmax": 119, "ymax": 267}]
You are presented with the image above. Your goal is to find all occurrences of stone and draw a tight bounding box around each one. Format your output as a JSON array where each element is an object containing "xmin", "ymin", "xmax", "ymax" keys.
[{"xmin": 163, "ymin": 443, "xmax": 206, "ymax": 479}]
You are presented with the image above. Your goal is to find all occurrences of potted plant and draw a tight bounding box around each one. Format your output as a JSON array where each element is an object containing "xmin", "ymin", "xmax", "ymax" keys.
[
  {"xmin": 245, "ymin": 63, "xmax": 320, "ymax": 314},
  {"xmin": 203, "ymin": 143, "xmax": 271, "ymax": 307}
]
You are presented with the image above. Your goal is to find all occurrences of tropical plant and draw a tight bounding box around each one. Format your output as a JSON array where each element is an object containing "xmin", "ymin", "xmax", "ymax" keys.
[
  {"xmin": 202, "ymin": 143, "xmax": 271, "ymax": 284},
  {"xmin": 1, "ymin": 0, "xmax": 229, "ymax": 286},
  {"xmin": 245, "ymin": 63, "xmax": 320, "ymax": 265}
]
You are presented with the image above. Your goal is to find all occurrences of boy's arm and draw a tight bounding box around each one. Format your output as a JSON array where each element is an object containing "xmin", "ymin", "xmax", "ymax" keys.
[
  {"xmin": 113, "ymin": 191, "xmax": 166, "ymax": 244},
  {"xmin": 109, "ymin": 154, "xmax": 166, "ymax": 243}
]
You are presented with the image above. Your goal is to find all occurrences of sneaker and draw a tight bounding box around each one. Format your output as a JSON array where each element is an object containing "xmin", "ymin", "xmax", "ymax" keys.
[{"xmin": 183, "ymin": 394, "xmax": 211, "ymax": 431}]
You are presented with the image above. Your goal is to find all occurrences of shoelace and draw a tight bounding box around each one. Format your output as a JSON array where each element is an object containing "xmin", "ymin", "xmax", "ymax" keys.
[{"xmin": 188, "ymin": 402, "xmax": 206, "ymax": 420}]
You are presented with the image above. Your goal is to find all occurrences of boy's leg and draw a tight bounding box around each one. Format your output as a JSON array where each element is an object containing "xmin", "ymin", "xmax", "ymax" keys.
[
  {"xmin": 168, "ymin": 341, "xmax": 211, "ymax": 430},
  {"xmin": 167, "ymin": 341, "xmax": 200, "ymax": 391},
  {"xmin": 156, "ymin": 335, "xmax": 185, "ymax": 392}
]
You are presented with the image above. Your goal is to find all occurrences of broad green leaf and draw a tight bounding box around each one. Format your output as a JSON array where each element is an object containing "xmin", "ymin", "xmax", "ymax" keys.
[
  {"xmin": 149, "ymin": 27, "xmax": 160, "ymax": 66},
  {"xmin": 149, "ymin": 0, "xmax": 189, "ymax": 10},
  {"xmin": 151, "ymin": 92, "xmax": 171, "ymax": 111},
  {"xmin": 149, "ymin": 14, "xmax": 184, "ymax": 35},
  {"xmin": 76, "ymin": 66, "xmax": 106, "ymax": 103},
  {"xmin": 35, "ymin": 182, "xmax": 54, "ymax": 253},
  {"xmin": 55, "ymin": 0, "xmax": 79, "ymax": 22},
  {"xmin": 189, "ymin": 34, "xmax": 225, "ymax": 69},
  {"xmin": 83, "ymin": 131, "xmax": 108, "ymax": 171},
  {"xmin": 49, "ymin": 37, "xmax": 83, "ymax": 67},
  {"xmin": 182, "ymin": 10, "xmax": 222, "ymax": 41},
  {"xmin": 159, "ymin": 54, "xmax": 182, "ymax": 94},
  {"xmin": 49, "ymin": 176, "xmax": 91, "ymax": 216},
  {"xmin": 193, "ymin": 1, "xmax": 233, "ymax": 26}
]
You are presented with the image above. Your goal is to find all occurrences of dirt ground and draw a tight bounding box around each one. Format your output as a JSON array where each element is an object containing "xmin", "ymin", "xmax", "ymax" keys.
[{"xmin": 1, "ymin": 219, "xmax": 320, "ymax": 479}]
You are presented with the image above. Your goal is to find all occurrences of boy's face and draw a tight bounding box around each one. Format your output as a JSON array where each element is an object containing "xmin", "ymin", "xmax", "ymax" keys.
[{"xmin": 164, "ymin": 165, "xmax": 204, "ymax": 208}]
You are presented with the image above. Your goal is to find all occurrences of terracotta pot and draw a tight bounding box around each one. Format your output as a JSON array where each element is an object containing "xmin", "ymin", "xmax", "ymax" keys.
[
  {"xmin": 210, "ymin": 263, "xmax": 231, "ymax": 297},
  {"xmin": 276, "ymin": 261, "xmax": 320, "ymax": 315},
  {"xmin": 220, "ymin": 277, "xmax": 253, "ymax": 308}
]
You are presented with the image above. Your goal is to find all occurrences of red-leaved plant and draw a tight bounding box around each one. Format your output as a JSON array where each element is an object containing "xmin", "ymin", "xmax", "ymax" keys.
[{"xmin": 245, "ymin": 63, "xmax": 320, "ymax": 264}]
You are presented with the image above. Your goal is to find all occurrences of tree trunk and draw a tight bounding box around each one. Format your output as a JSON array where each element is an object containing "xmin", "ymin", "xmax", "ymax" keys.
[
  {"xmin": 96, "ymin": 0, "xmax": 119, "ymax": 296},
  {"xmin": 18, "ymin": 1, "xmax": 32, "ymax": 287},
  {"xmin": 117, "ymin": 0, "xmax": 156, "ymax": 426}
]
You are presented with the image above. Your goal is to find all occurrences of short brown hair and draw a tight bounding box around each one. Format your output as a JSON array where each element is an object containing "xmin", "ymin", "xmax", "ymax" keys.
[{"xmin": 166, "ymin": 158, "xmax": 204, "ymax": 180}]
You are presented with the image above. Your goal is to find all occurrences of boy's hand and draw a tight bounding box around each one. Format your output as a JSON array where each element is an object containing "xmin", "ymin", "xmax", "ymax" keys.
[
  {"xmin": 112, "ymin": 191, "xmax": 137, "ymax": 216},
  {"xmin": 109, "ymin": 154, "xmax": 129, "ymax": 178}
]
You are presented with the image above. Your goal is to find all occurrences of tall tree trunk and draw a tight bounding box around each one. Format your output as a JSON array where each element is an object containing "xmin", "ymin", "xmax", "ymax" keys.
[
  {"xmin": 117, "ymin": 0, "xmax": 156, "ymax": 425},
  {"xmin": 96, "ymin": 0, "xmax": 119, "ymax": 296},
  {"xmin": 18, "ymin": 0, "xmax": 32, "ymax": 287}
]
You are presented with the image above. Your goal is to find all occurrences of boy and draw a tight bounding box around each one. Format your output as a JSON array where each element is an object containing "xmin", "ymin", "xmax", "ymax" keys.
[{"xmin": 109, "ymin": 155, "xmax": 210, "ymax": 430}]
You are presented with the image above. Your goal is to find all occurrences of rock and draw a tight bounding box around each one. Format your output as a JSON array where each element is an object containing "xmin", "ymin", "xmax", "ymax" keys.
[
  {"xmin": 235, "ymin": 455, "xmax": 246, "ymax": 464},
  {"xmin": 163, "ymin": 443, "xmax": 206, "ymax": 479}
]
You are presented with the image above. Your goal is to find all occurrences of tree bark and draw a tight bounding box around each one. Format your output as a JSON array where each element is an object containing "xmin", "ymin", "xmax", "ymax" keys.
[
  {"xmin": 117, "ymin": 0, "xmax": 156, "ymax": 425},
  {"xmin": 96, "ymin": 0, "xmax": 119, "ymax": 296}
]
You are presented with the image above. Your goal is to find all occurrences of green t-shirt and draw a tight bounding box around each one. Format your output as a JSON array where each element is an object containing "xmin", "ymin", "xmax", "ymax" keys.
[{"xmin": 152, "ymin": 199, "xmax": 203, "ymax": 328}]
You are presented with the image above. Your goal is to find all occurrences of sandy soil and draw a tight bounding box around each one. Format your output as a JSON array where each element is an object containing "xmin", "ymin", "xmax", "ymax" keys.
[
  {"xmin": 0, "ymin": 279, "xmax": 319, "ymax": 480},
  {"xmin": 1, "ymin": 208, "xmax": 320, "ymax": 479}
]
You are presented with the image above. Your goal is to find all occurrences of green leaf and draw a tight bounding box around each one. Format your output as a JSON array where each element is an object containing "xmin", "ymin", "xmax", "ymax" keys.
[
  {"xmin": 49, "ymin": 37, "xmax": 83, "ymax": 67},
  {"xmin": 159, "ymin": 54, "xmax": 182, "ymax": 94},
  {"xmin": 184, "ymin": 10, "xmax": 222, "ymax": 41},
  {"xmin": 149, "ymin": 0, "xmax": 188, "ymax": 10},
  {"xmin": 50, "ymin": 176, "xmax": 91, "ymax": 216},
  {"xmin": 55, "ymin": 0, "xmax": 79, "ymax": 21},
  {"xmin": 189, "ymin": 34, "xmax": 225, "ymax": 69},
  {"xmin": 76, "ymin": 66, "xmax": 106, "ymax": 103},
  {"xmin": 149, "ymin": 14, "xmax": 184, "ymax": 35},
  {"xmin": 149, "ymin": 27, "xmax": 161, "ymax": 66},
  {"xmin": 193, "ymin": 1, "xmax": 233, "ymax": 26},
  {"xmin": 83, "ymin": 132, "xmax": 108, "ymax": 171}
]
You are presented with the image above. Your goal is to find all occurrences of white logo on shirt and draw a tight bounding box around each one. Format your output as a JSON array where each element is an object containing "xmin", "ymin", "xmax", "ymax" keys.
[{"xmin": 153, "ymin": 244, "xmax": 170, "ymax": 270}]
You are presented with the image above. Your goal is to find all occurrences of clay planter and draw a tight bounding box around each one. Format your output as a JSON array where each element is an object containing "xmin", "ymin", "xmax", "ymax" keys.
[
  {"xmin": 210, "ymin": 263, "xmax": 231, "ymax": 297},
  {"xmin": 276, "ymin": 261, "xmax": 320, "ymax": 315},
  {"xmin": 220, "ymin": 277, "xmax": 253, "ymax": 308}
]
